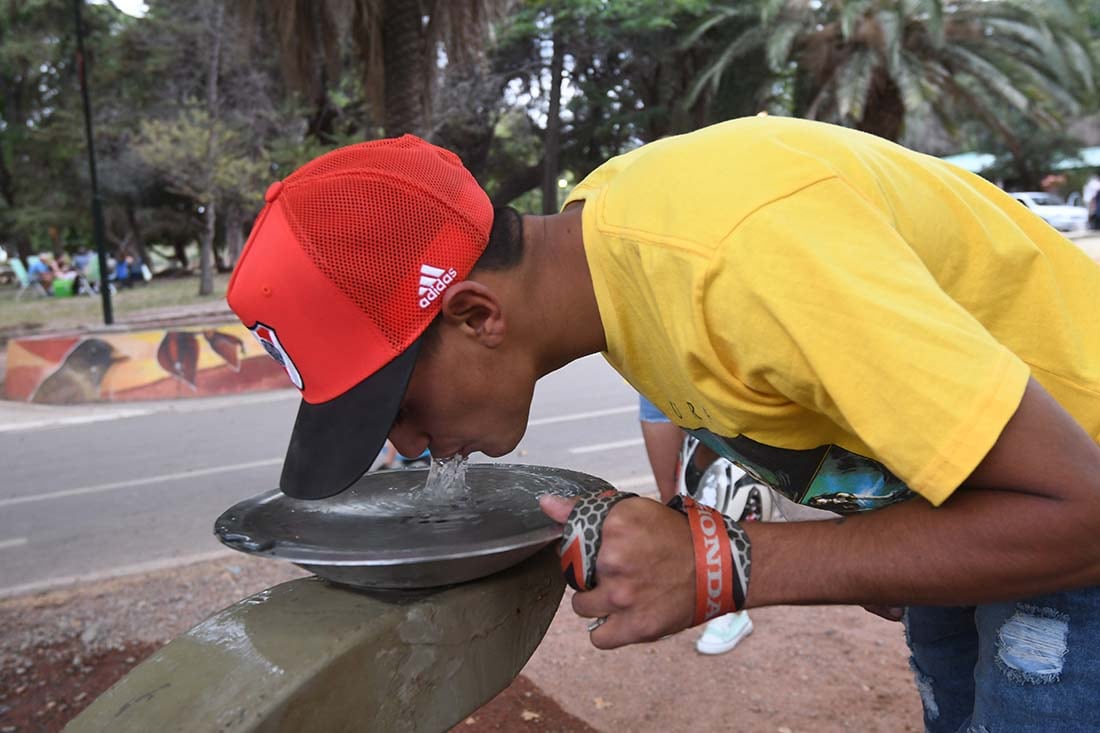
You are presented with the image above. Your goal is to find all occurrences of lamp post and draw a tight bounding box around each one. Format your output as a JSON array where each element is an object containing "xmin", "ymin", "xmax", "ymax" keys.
[{"xmin": 72, "ymin": 0, "xmax": 114, "ymax": 325}]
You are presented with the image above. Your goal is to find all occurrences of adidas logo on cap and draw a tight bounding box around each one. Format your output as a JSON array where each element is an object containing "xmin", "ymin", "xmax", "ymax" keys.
[{"xmin": 418, "ymin": 263, "xmax": 458, "ymax": 308}]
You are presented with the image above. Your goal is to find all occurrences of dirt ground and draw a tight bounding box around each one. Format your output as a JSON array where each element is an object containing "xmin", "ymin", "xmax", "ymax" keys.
[
  {"xmin": 0, "ymin": 554, "xmax": 921, "ymax": 733},
  {"xmin": 0, "ymin": 636, "xmax": 592, "ymax": 733},
  {"xmin": 524, "ymin": 596, "xmax": 922, "ymax": 733}
]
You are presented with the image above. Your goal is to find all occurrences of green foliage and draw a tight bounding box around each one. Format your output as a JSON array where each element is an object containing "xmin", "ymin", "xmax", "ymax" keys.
[
  {"xmin": 0, "ymin": 0, "xmax": 101, "ymax": 252},
  {"xmin": 134, "ymin": 105, "xmax": 267, "ymax": 208},
  {"xmin": 3, "ymin": 0, "xmax": 1100, "ymax": 259},
  {"xmin": 686, "ymin": 0, "xmax": 1099, "ymax": 148},
  {"xmin": 494, "ymin": 0, "xmax": 751, "ymax": 190},
  {"xmin": 964, "ymin": 105, "xmax": 1087, "ymax": 190},
  {"xmin": 983, "ymin": 124, "xmax": 1084, "ymax": 190}
]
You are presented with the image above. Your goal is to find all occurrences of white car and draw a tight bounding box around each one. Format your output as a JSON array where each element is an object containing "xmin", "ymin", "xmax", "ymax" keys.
[{"xmin": 1010, "ymin": 191, "xmax": 1089, "ymax": 232}]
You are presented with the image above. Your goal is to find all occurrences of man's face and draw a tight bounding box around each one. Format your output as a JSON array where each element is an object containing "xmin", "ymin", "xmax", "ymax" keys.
[{"xmin": 387, "ymin": 326, "xmax": 537, "ymax": 460}]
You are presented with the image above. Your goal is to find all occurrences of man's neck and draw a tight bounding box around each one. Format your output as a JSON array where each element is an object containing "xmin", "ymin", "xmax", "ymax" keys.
[{"xmin": 519, "ymin": 205, "xmax": 607, "ymax": 376}]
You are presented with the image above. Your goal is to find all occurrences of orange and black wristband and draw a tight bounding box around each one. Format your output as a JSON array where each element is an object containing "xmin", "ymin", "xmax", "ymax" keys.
[
  {"xmin": 557, "ymin": 489, "xmax": 751, "ymax": 624},
  {"xmin": 669, "ymin": 495, "xmax": 751, "ymax": 624}
]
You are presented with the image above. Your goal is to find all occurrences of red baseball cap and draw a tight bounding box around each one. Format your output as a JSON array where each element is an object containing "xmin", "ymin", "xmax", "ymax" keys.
[{"xmin": 227, "ymin": 135, "xmax": 493, "ymax": 499}]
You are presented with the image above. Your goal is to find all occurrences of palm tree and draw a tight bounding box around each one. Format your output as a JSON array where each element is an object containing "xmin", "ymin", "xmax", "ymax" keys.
[
  {"xmin": 685, "ymin": 0, "xmax": 1097, "ymax": 153},
  {"xmin": 240, "ymin": 0, "xmax": 511, "ymax": 139}
]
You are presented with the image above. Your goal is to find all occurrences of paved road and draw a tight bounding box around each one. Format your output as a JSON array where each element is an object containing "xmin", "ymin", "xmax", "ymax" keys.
[{"xmin": 0, "ymin": 355, "xmax": 656, "ymax": 598}]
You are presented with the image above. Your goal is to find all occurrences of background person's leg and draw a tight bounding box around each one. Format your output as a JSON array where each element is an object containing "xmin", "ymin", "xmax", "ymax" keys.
[
  {"xmin": 904, "ymin": 605, "xmax": 979, "ymax": 733},
  {"xmin": 638, "ymin": 394, "xmax": 682, "ymax": 504},
  {"xmin": 696, "ymin": 610, "xmax": 752, "ymax": 655},
  {"xmin": 970, "ymin": 586, "xmax": 1100, "ymax": 732}
]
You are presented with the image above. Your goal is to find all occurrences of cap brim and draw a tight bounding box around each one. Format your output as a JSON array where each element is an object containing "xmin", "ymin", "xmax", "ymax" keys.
[{"xmin": 279, "ymin": 338, "xmax": 423, "ymax": 499}]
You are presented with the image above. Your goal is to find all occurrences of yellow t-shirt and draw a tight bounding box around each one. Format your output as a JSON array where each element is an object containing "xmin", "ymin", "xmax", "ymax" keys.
[{"xmin": 564, "ymin": 116, "xmax": 1100, "ymax": 511}]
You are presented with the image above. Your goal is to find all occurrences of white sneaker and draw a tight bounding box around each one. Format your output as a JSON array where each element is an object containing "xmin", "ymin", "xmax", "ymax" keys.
[{"xmin": 695, "ymin": 611, "xmax": 753, "ymax": 655}]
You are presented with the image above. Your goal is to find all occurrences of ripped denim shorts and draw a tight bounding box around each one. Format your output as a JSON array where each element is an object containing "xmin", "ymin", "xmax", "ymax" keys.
[{"xmin": 905, "ymin": 585, "xmax": 1100, "ymax": 732}]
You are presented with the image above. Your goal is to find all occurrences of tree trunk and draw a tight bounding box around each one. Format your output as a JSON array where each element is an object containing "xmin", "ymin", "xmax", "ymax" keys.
[
  {"xmin": 858, "ymin": 69, "xmax": 905, "ymax": 141},
  {"xmin": 306, "ymin": 9, "xmax": 336, "ymax": 143},
  {"xmin": 174, "ymin": 241, "xmax": 190, "ymax": 269},
  {"xmin": 225, "ymin": 204, "xmax": 245, "ymax": 267},
  {"xmin": 0, "ymin": 146, "xmax": 14, "ymax": 212},
  {"xmin": 14, "ymin": 236, "xmax": 31, "ymax": 265},
  {"xmin": 214, "ymin": 209, "xmax": 227, "ymax": 272},
  {"xmin": 542, "ymin": 30, "xmax": 564, "ymax": 215},
  {"xmin": 125, "ymin": 199, "xmax": 150, "ymax": 271},
  {"xmin": 200, "ymin": 201, "xmax": 217, "ymax": 292},
  {"xmin": 491, "ymin": 158, "xmax": 545, "ymax": 208},
  {"xmin": 48, "ymin": 226, "xmax": 63, "ymax": 258},
  {"xmin": 383, "ymin": 1, "xmax": 427, "ymax": 136},
  {"xmin": 199, "ymin": 1, "xmax": 224, "ymax": 296}
]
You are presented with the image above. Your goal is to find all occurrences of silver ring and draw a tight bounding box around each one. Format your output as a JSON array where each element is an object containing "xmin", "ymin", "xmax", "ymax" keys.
[{"xmin": 586, "ymin": 616, "xmax": 608, "ymax": 633}]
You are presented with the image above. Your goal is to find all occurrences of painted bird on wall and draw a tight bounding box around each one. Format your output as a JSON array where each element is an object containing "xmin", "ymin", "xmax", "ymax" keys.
[
  {"xmin": 157, "ymin": 331, "xmax": 200, "ymax": 389},
  {"xmin": 203, "ymin": 330, "xmax": 244, "ymax": 372},
  {"xmin": 30, "ymin": 338, "xmax": 128, "ymax": 404}
]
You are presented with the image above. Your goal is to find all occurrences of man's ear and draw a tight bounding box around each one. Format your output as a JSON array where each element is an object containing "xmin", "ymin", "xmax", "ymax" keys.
[{"xmin": 439, "ymin": 280, "xmax": 506, "ymax": 347}]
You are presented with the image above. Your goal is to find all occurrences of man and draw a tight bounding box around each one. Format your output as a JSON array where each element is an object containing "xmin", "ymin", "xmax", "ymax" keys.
[{"xmin": 228, "ymin": 120, "xmax": 1100, "ymax": 732}]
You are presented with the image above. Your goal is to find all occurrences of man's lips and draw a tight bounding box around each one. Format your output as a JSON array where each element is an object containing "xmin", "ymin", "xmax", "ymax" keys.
[{"xmin": 428, "ymin": 441, "xmax": 469, "ymax": 459}]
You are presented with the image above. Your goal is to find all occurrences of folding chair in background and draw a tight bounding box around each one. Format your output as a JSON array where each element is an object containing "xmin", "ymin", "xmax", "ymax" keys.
[
  {"xmin": 9, "ymin": 258, "xmax": 49, "ymax": 299},
  {"xmin": 83, "ymin": 255, "xmax": 116, "ymax": 295}
]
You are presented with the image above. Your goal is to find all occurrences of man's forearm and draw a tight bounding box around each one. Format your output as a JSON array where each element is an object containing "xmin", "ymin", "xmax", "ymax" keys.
[
  {"xmin": 747, "ymin": 377, "xmax": 1100, "ymax": 609},
  {"xmin": 745, "ymin": 485, "xmax": 1100, "ymax": 608},
  {"xmin": 554, "ymin": 378, "xmax": 1100, "ymax": 650}
]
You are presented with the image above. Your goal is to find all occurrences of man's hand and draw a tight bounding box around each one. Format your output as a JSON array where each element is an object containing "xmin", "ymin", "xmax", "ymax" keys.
[
  {"xmin": 862, "ymin": 605, "xmax": 904, "ymax": 622},
  {"xmin": 540, "ymin": 494, "xmax": 697, "ymax": 649}
]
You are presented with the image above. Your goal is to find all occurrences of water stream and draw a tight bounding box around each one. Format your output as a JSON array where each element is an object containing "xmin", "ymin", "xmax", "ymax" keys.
[{"xmin": 420, "ymin": 455, "xmax": 470, "ymax": 504}]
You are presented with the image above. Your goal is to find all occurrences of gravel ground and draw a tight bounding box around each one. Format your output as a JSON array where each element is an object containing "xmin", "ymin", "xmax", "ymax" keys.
[
  {"xmin": 0, "ymin": 555, "xmax": 307, "ymax": 667},
  {"xmin": 524, "ymin": 596, "xmax": 923, "ymax": 732}
]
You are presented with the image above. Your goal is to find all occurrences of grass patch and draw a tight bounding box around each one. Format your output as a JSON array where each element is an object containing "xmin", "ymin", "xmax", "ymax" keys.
[{"xmin": 0, "ymin": 273, "xmax": 232, "ymax": 335}]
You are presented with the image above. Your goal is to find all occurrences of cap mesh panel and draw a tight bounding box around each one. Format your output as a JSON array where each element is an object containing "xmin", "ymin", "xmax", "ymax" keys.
[{"xmin": 278, "ymin": 137, "xmax": 492, "ymax": 353}]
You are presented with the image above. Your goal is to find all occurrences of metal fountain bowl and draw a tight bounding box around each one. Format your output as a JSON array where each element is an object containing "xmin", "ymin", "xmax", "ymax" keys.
[{"xmin": 214, "ymin": 463, "xmax": 612, "ymax": 590}]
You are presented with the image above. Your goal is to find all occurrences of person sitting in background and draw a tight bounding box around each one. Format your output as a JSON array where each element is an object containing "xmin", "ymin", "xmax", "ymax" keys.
[
  {"xmin": 53, "ymin": 254, "xmax": 89, "ymax": 297},
  {"xmin": 113, "ymin": 254, "xmax": 131, "ymax": 286},
  {"xmin": 72, "ymin": 247, "xmax": 92, "ymax": 273},
  {"xmin": 114, "ymin": 254, "xmax": 146, "ymax": 288},
  {"xmin": 26, "ymin": 254, "xmax": 58, "ymax": 293},
  {"xmin": 81, "ymin": 252, "xmax": 110, "ymax": 294}
]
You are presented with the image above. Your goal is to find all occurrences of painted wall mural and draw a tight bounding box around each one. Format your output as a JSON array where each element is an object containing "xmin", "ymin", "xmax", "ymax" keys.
[{"xmin": 4, "ymin": 323, "xmax": 292, "ymax": 404}]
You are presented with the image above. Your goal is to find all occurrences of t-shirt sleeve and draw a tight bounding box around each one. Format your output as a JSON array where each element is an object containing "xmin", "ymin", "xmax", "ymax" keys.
[{"xmin": 706, "ymin": 177, "xmax": 1030, "ymax": 505}]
